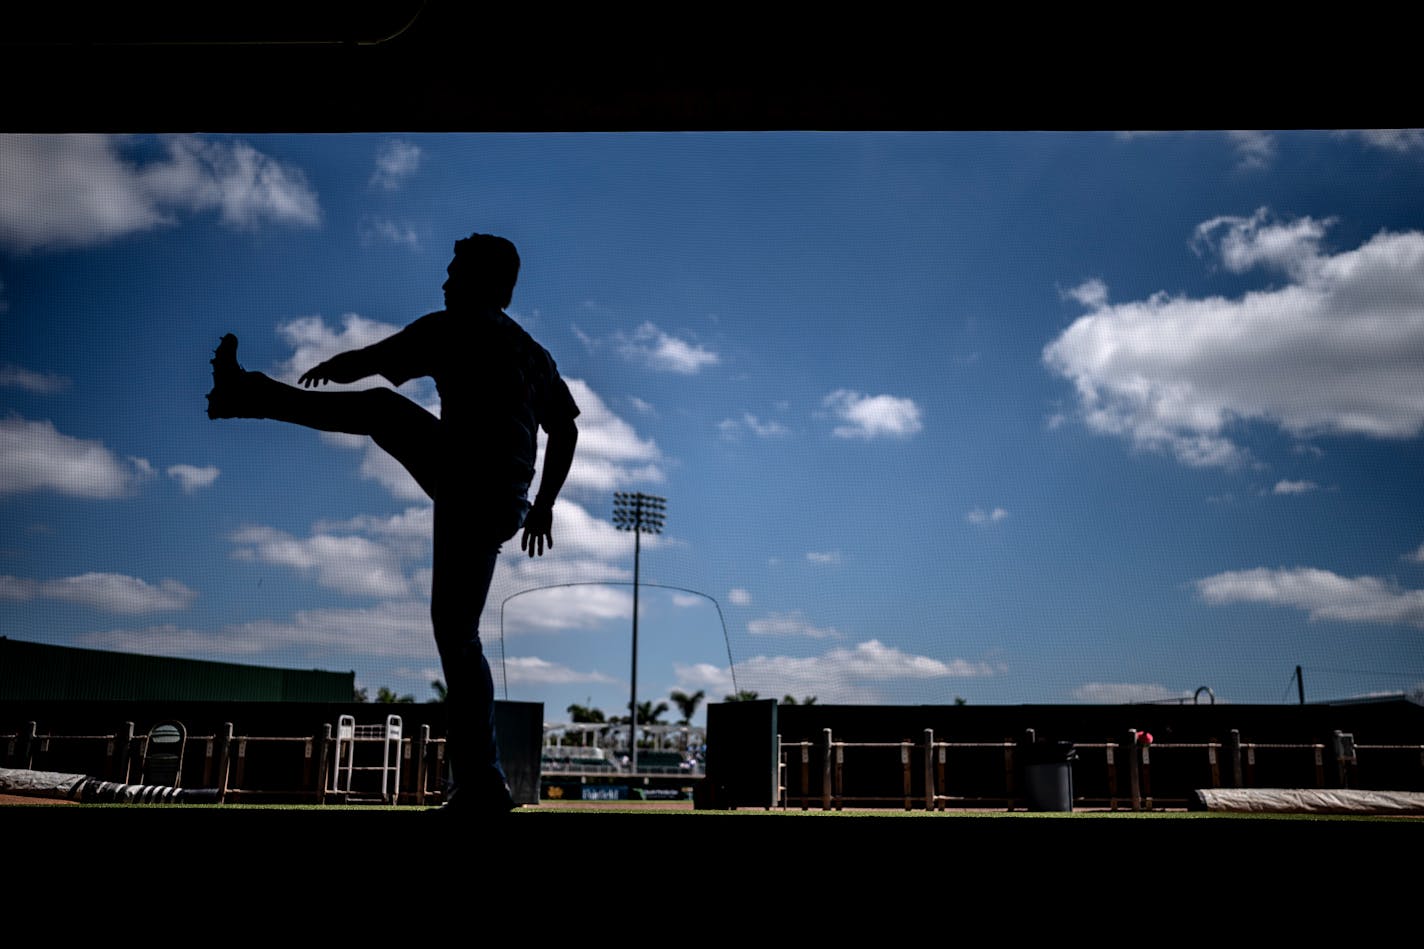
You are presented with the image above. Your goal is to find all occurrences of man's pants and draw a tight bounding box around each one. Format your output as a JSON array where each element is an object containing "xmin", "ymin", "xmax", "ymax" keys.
[
  {"xmin": 232, "ymin": 375, "xmax": 526, "ymax": 800},
  {"xmin": 430, "ymin": 489, "xmax": 527, "ymax": 801}
]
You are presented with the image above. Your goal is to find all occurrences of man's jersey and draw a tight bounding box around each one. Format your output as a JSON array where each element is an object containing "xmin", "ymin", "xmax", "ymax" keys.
[{"xmin": 370, "ymin": 307, "xmax": 581, "ymax": 485}]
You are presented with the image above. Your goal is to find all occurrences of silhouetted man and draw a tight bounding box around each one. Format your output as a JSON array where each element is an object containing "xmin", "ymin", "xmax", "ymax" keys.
[{"xmin": 207, "ymin": 233, "xmax": 580, "ymax": 815}]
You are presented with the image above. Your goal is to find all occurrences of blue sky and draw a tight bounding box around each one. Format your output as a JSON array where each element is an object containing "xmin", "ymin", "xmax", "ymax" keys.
[{"xmin": 4, "ymin": 130, "xmax": 1424, "ymax": 723}]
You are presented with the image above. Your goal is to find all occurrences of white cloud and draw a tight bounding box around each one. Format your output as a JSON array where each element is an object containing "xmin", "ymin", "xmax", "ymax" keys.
[
  {"xmin": 0, "ymin": 572, "xmax": 196, "ymax": 613},
  {"xmin": 358, "ymin": 217, "xmax": 419, "ymax": 248},
  {"xmin": 966, "ymin": 507, "xmax": 1009, "ymax": 525},
  {"xmin": 1352, "ymin": 130, "xmax": 1424, "ymax": 153},
  {"xmin": 499, "ymin": 581, "xmax": 632, "ymax": 634},
  {"xmin": 166, "ymin": 464, "xmax": 219, "ymax": 493},
  {"xmin": 1044, "ymin": 210, "xmax": 1424, "ymax": 468},
  {"xmin": 747, "ymin": 611, "xmax": 842, "ymax": 639},
  {"xmin": 274, "ymin": 314, "xmax": 413, "ymax": 388},
  {"xmin": 354, "ymin": 445, "xmax": 427, "ymax": 501},
  {"xmin": 82, "ymin": 599, "xmax": 438, "ymax": 663},
  {"xmin": 77, "ymin": 624, "xmax": 270, "ymax": 661},
  {"xmin": 0, "ymin": 576, "xmax": 35, "ymax": 600},
  {"xmin": 1271, "ymin": 480, "xmax": 1317, "ymax": 495},
  {"xmin": 532, "ymin": 498, "xmax": 645, "ymax": 562},
  {"xmin": 0, "ymin": 365, "xmax": 69, "ymax": 394},
  {"xmin": 672, "ymin": 661, "xmax": 738, "ymax": 699},
  {"xmin": 720, "ymin": 412, "xmax": 789, "ymax": 439},
  {"xmin": 1407, "ymin": 544, "xmax": 1424, "ymax": 564},
  {"xmin": 230, "ymin": 524, "xmax": 412, "ymax": 598},
  {"xmin": 1072, "ymin": 682, "xmax": 1194, "ymax": 704},
  {"xmin": 1227, "ymin": 130, "xmax": 1276, "ymax": 171},
  {"xmin": 806, "ymin": 551, "xmax": 841, "ymax": 565},
  {"xmin": 728, "ymin": 588, "xmax": 751, "ymax": 606},
  {"xmin": 504, "ymin": 655, "xmax": 618, "ymax": 686},
  {"xmin": 728, "ymin": 640, "xmax": 999, "ymax": 704},
  {"xmin": 370, "ymin": 139, "xmax": 422, "ymax": 190},
  {"xmin": 0, "ymin": 134, "xmax": 320, "ymax": 252},
  {"xmin": 823, "ymin": 389, "xmax": 923, "ymax": 440},
  {"xmin": 142, "ymin": 136, "xmax": 321, "ymax": 229},
  {"xmin": 1196, "ymin": 566, "xmax": 1424, "ymax": 628},
  {"xmin": 1191, "ymin": 207, "xmax": 1330, "ymax": 277},
  {"xmin": 616, "ymin": 322, "xmax": 719, "ymax": 374},
  {"xmin": 556, "ymin": 379, "xmax": 665, "ymax": 496},
  {"xmin": 315, "ymin": 505, "xmax": 433, "ymax": 554},
  {"xmin": 834, "ymin": 640, "xmax": 997, "ymax": 679},
  {"xmin": 1062, "ymin": 278, "xmax": 1108, "ymax": 309},
  {"xmin": 489, "ymin": 498, "xmax": 643, "ymax": 635},
  {"xmin": 0, "ymin": 415, "xmax": 149, "ymax": 497}
]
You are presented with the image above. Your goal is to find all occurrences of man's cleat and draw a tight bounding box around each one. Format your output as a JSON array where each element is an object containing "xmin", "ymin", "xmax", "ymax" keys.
[
  {"xmin": 211, "ymin": 333, "xmax": 243, "ymax": 380},
  {"xmin": 431, "ymin": 784, "xmax": 518, "ymax": 816},
  {"xmin": 206, "ymin": 334, "xmax": 246, "ymax": 419}
]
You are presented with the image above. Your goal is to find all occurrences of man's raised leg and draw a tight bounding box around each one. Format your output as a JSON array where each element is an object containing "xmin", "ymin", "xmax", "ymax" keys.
[{"xmin": 206, "ymin": 334, "xmax": 439, "ymax": 498}]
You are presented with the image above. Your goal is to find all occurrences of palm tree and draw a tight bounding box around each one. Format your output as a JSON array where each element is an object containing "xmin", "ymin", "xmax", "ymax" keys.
[
  {"xmin": 724, "ymin": 689, "xmax": 760, "ymax": 702},
  {"xmin": 669, "ymin": 689, "xmax": 705, "ymax": 725},
  {"xmin": 636, "ymin": 699, "xmax": 669, "ymax": 725},
  {"xmin": 376, "ymin": 686, "xmax": 416, "ymax": 703},
  {"xmin": 781, "ymin": 694, "xmax": 817, "ymax": 705},
  {"xmin": 429, "ymin": 679, "xmax": 447, "ymax": 702},
  {"xmin": 619, "ymin": 700, "xmax": 668, "ymax": 749},
  {"xmin": 566, "ymin": 703, "xmax": 606, "ymax": 723}
]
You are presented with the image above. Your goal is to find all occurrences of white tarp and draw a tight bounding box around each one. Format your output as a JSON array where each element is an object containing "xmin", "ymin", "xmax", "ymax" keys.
[
  {"xmin": 0, "ymin": 767, "xmax": 217, "ymax": 803},
  {"xmin": 0, "ymin": 767, "xmax": 86, "ymax": 798},
  {"xmin": 1194, "ymin": 787, "xmax": 1424, "ymax": 815}
]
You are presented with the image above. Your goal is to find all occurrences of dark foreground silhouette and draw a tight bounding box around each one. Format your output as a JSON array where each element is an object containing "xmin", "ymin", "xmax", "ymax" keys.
[{"xmin": 207, "ymin": 233, "xmax": 580, "ymax": 815}]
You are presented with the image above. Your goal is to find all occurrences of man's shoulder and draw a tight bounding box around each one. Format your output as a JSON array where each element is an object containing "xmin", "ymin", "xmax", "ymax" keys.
[
  {"xmin": 387, "ymin": 309, "xmax": 448, "ymax": 339},
  {"xmin": 492, "ymin": 309, "xmax": 557, "ymax": 359}
]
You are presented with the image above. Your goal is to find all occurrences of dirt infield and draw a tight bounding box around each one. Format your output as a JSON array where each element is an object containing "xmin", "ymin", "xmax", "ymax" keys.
[{"xmin": 0, "ymin": 792, "xmax": 73, "ymax": 805}]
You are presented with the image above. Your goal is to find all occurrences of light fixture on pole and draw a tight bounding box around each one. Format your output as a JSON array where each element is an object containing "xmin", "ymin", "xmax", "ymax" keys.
[{"xmin": 612, "ymin": 491, "xmax": 666, "ymax": 774}]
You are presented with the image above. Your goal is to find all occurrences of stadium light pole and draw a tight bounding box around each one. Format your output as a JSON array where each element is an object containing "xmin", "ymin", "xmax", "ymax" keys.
[{"xmin": 612, "ymin": 491, "xmax": 666, "ymax": 774}]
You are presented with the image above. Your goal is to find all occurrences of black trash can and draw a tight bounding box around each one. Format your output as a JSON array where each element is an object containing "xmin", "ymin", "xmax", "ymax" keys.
[{"xmin": 1021, "ymin": 741, "xmax": 1077, "ymax": 812}]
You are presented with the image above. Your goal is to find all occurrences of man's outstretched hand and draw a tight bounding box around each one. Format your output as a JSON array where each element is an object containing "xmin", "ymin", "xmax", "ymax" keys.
[
  {"xmin": 521, "ymin": 501, "xmax": 554, "ymax": 557},
  {"xmin": 298, "ymin": 351, "xmax": 366, "ymax": 388}
]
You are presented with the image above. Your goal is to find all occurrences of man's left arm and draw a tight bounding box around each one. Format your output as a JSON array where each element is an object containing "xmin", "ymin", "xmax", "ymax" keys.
[{"xmin": 521, "ymin": 419, "xmax": 578, "ymax": 557}]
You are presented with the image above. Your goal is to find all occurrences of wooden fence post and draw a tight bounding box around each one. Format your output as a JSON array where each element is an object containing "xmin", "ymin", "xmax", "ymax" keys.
[
  {"xmin": 1106, "ymin": 742, "xmax": 1118, "ymax": 811},
  {"xmin": 1227, "ymin": 729, "xmax": 1242, "ymax": 788},
  {"xmin": 1125, "ymin": 729, "xmax": 1141, "ymax": 811},
  {"xmin": 923, "ymin": 729, "xmax": 935, "ymax": 811},
  {"xmin": 19, "ymin": 721, "xmax": 37, "ymax": 770},
  {"xmin": 216, "ymin": 722, "xmax": 233, "ymax": 803},
  {"xmin": 901, "ymin": 739, "xmax": 912, "ymax": 811},
  {"xmin": 316, "ymin": 723, "xmax": 332, "ymax": 803},
  {"xmin": 414, "ymin": 724, "xmax": 430, "ymax": 806},
  {"xmin": 302, "ymin": 733, "xmax": 316, "ymax": 800},
  {"xmin": 111, "ymin": 721, "xmax": 135, "ymax": 783}
]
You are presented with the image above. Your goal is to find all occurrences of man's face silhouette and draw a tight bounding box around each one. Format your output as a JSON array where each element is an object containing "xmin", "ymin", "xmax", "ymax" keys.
[{"xmin": 442, "ymin": 259, "xmax": 481, "ymax": 311}]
